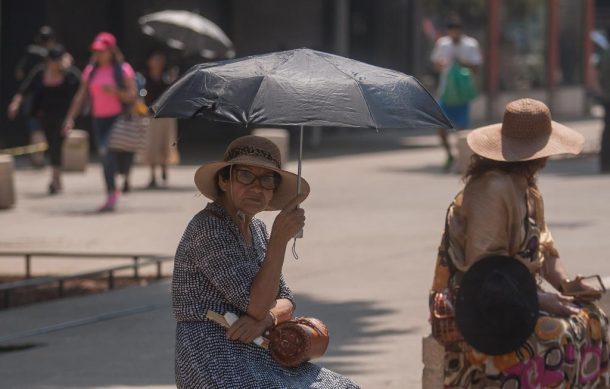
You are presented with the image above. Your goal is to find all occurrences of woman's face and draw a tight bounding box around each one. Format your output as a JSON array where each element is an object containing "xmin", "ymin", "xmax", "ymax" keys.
[
  {"xmin": 147, "ymin": 53, "xmax": 166, "ymax": 72},
  {"xmin": 93, "ymin": 49, "xmax": 113, "ymax": 65},
  {"xmin": 219, "ymin": 165, "xmax": 277, "ymax": 216}
]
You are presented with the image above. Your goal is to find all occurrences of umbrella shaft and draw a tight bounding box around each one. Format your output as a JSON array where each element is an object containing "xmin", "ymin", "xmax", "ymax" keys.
[
  {"xmin": 295, "ymin": 125, "xmax": 304, "ymax": 239},
  {"xmin": 297, "ymin": 125, "xmax": 303, "ymax": 194}
]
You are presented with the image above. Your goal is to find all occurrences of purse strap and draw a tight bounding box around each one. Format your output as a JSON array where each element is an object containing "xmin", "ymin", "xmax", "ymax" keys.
[{"xmin": 438, "ymin": 203, "xmax": 459, "ymax": 277}]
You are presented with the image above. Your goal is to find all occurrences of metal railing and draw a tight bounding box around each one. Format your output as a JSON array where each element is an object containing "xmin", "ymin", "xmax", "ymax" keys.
[{"xmin": 0, "ymin": 251, "xmax": 173, "ymax": 308}]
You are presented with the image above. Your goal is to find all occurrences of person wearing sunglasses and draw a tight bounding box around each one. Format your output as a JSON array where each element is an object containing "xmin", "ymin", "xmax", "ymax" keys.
[{"xmin": 172, "ymin": 135, "xmax": 360, "ymax": 388}]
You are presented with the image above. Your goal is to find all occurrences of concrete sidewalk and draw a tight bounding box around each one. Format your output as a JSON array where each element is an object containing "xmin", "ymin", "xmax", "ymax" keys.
[{"xmin": 0, "ymin": 118, "xmax": 609, "ymax": 388}]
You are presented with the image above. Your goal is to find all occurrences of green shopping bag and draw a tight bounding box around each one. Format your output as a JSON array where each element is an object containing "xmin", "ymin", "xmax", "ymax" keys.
[{"xmin": 441, "ymin": 63, "xmax": 478, "ymax": 106}]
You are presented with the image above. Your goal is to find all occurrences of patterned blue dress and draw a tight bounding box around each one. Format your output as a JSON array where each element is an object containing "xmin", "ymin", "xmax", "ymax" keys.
[{"xmin": 172, "ymin": 202, "xmax": 360, "ymax": 388}]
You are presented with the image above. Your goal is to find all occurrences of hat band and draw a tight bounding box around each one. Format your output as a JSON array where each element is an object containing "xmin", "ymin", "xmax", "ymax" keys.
[{"xmin": 225, "ymin": 146, "xmax": 280, "ymax": 168}]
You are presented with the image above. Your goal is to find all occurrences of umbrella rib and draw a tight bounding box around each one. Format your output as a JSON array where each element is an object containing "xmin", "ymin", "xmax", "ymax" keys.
[
  {"xmin": 317, "ymin": 55, "xmax": 378, "ymax": 129},
  {"xmin": 244, "ymin": 52, "xmax": 297, "ymax": 124}
]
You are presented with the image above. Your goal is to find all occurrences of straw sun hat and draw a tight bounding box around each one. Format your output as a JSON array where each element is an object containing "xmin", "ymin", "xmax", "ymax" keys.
[
  {"xmin": 194, "ymin": 135, "xmax": 310, "ymax": 211},
  {"xmin": 467, "ymin": 98, "xmax": 585, "ymax": 162}
]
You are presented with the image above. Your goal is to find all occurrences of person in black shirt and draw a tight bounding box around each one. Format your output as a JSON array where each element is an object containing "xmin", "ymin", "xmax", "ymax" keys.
[
  {"xmin": 8, "ymin": 45, "xmax": 81, "ymax": 194},
  {"xmin": 14, "ymin": 26, "xmax": 57, "ymax": 167}
]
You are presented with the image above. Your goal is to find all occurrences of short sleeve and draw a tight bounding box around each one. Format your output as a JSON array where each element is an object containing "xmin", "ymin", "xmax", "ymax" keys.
[
  {"xmin": 121, "ymin": 62, "xmax": 136, "ymax": 80},
  {"xmin": 82, "ymin": 64, "xmax": 93, "ymax": 82},
  {"xmin": 430, "ymin": 39, "xmax": 445, "ymax": 64},
  {"xmin": 462, "ymin": 175, "xmax": 514, "ymax": 265},
  {"xmin": 464, "ymin": 38, "xmax": 482, "ymax": 65},
  {"xmin": 188, "ymin": 221, "xmax": 258, "ymax": 312}
]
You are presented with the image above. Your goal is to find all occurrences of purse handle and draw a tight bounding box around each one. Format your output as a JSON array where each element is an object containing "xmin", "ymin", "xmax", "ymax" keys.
[{"xmin": 292, "ymin": 317, "xmax": 328, "ymax": 337}]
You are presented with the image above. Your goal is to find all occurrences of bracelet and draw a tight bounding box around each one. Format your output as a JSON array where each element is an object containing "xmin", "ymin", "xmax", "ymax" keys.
[{"xmin": 268, "ymin": 311, "xmax": 278, "ymax": 327}]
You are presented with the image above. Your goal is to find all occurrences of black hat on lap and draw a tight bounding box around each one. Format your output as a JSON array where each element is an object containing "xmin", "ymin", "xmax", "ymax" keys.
[{"xmin": 455, "ymin": 255, "xmax": 539, "ymax": 356}]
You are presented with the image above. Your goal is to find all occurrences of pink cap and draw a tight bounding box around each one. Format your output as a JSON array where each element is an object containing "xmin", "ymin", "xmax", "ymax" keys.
[{"xmin": 90, "ymin": 32, "xmax": 117, "ymax": 51}]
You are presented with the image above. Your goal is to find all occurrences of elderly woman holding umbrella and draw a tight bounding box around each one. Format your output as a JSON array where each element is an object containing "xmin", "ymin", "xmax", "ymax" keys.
[
  {"xmin": 429, "ymin": 99, "xmax": 609, "ymax": 388},
  {"xmin": 172, "ymin": 135, "xmax": 359, "ymax": 388}
]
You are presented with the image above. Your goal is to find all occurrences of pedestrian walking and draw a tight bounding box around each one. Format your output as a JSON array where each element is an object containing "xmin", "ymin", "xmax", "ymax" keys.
[
  {"xmin": 429, "ymin": 99, "xmax": 608, "ymax": 387},
  {"xmin": 142, "ymin": 49, "xmax": 180, "ymax": 188},
  {"xmin": 598, "ymin": 30, "xmax": 610, "ymax": 173},
  {"xmin": 430, "ymin": 15, "xmax": 482, "ymax": 171},
  {"xmin": 8, "ymin": 45, "xmax": 81, "ymax": 194},
  {"xmin": 14, "ymin": 26, "xmax": 58, "ymax": 168},
  {"xmin": 172, "ymin": 135, "xmax": 360, "ymax": 388},
  {"xmin": 63, "ymin": 32, "xmax": 137, "ymax": 211}
]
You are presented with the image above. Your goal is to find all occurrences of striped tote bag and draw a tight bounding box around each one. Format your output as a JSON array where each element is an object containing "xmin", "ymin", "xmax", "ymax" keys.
[{"xmin": 108, "ymin": 114, "xmax": 150, "ymax": 153}]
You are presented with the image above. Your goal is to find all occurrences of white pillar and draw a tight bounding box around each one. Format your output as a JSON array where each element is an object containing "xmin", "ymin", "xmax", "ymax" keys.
[
  {"xmin": 62, "ymin": 129, "xmax": 89, "ymax": 172},
  {"xmin": 0, "ymin": 154, "xmax": 16, "ymax": 209},
  {"xmin": 422, "ymin": 335, "xmax": 445, "ymax": 388}
]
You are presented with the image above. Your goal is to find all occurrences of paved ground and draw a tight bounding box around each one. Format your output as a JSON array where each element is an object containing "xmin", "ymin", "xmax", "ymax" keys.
[{"xmin": 0, "ymin": 118, "xmax": 609, "ymax": 388}]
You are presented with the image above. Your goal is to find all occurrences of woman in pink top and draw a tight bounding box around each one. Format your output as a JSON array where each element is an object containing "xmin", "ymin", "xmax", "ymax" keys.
[{"xmin": 63, "ymin": 32, "xmax": 137, "ymax": 211}]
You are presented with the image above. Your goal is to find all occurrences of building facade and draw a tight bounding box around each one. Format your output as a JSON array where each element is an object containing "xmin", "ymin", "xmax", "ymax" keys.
[{"xmin": 0, "ymin": 0, "xmax": 601, "ymax": 146}]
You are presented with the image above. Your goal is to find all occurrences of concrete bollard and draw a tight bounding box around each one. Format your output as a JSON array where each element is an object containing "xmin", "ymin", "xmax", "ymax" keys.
[
  {"xmin": 62, "ymin": 129, "xmax": 89, "ymax": 172},
  {"xmin": 252, "ymin": 128, "xmax": 290, "ymax": 167},
  {"xmin": 456, "ymin": 130, "xmax": 473, "ymax": 175},
  {"xmin": 0, "ymin": 154, "xmax": 16, "ymax": 209},
  {"xmin": 422, "ymin": 335, "xmax": 445, "ymax": 389}
]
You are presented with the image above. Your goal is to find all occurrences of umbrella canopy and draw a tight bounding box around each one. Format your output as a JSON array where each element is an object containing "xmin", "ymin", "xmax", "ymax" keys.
[
  {"xmin": 139, "ymin": 10, "xmax": 235, "ymax": 59},
  {"xmin": 151, "ymin": 48, "xmax": 452, "ymax": 130}
]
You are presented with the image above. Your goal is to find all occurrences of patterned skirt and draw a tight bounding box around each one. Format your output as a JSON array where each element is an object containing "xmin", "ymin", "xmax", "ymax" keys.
[
  {"xmin": 175, "ymin": 321, "xmax": 360, "ymax": 389},
  {"xmin": 444, "ymin": 303, "xmax": 610, "ymax": 388}
]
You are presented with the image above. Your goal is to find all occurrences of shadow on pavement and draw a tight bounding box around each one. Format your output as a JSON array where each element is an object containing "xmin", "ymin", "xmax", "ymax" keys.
[
  {"xmin": 0, "ymin": 287, "xmax": 407, "ymax": 388},
  {"xmin": 295, "ymin": 294, "xmax": 416, "ymax": 375},
  {"xmin": 380, "ymin": 155, "xmax": 608, "ymax": 178}
]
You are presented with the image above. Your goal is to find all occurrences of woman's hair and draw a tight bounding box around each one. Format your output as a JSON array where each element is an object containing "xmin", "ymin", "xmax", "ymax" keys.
[
  {"xmin": 463, "ymin": 154, "xmax": 548, "ymax": 186},
  {"xmin": 146, "ymin": 47, "xmax": 167, "ymax": 61},
  {"xmin": 111, "ymin": 46, "xmax": 125, "ymax": 64},
  {"xmin": 93, "ymin": 46, "xmax": 125, "ymax": 66}
]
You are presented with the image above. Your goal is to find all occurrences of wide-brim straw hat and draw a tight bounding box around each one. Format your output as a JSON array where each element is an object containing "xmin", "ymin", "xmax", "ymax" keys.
[
  {"xmin": 467, "ymin": 98, "xmax": 585, "ymax": 162},
  {"xmin": 195, "ymin": 135, "xmax": 310, "ymax": 211}
]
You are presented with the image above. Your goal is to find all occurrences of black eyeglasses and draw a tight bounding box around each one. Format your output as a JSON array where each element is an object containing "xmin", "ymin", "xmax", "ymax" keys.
[{"xmin": 233, "ymin": 168, "xmax": 280, "ymax": 190}]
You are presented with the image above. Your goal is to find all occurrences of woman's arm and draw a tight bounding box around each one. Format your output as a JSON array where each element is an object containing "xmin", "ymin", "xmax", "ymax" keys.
[
  {"xmin": 7, "ymin": 94, "xmax": 23, "ymax": 120},
  {"xmin": 116, "ymin": 76, "xmax": 137, "ymax": 104},
  {"xmin": 270, "ymin": 298, "xmax": 295, "ymax": 325},
  {"xmin": 63, "ymin": 79, "xmax": 89, "ymax": 133},
  {"xmin": 101, "ymin": 76, "xmax": 136, "ymax": 105},
  {"xmin": 227, "ymin": 299, "xmax": 294, "ymax": 343},
  {"xmin": 227, "ymin": 298, "xmax": 294, "ymax": 344},
  {"xmin": 246, "ymin": 194, "xmax": 306, "ymax": 321},
  {"xmin": 541, "ymin": 255, "xmax": 570, "ymax": 292},
  {"xmin": 8, "ymin": 67, "xmax": 42, "ymax": 120}
]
